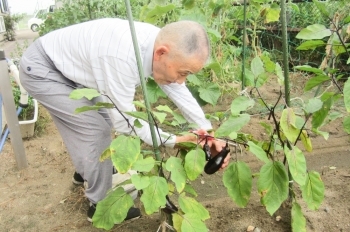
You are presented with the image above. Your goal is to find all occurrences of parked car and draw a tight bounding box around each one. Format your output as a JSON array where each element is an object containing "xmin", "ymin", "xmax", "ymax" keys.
[{"xmin": 28, "ymin": 5, "xmax": 55, "ymax": 32}]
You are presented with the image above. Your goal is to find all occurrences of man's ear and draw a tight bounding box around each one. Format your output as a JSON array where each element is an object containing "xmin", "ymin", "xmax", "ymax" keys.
[{"xmin": 154, "ymin": 46, "xmax": 169, "ymax": 61}]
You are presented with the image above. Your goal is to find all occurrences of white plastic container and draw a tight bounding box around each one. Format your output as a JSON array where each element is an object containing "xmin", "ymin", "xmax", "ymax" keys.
[{"xmin": 19, "ymin": 99, "xmax": 38, "ymax": 138}]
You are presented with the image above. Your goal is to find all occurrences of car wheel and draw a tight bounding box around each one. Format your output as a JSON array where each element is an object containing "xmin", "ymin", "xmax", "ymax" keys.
[{"xmin": 31, "ymin": 24, "xmax": 39, "ymax": 32}]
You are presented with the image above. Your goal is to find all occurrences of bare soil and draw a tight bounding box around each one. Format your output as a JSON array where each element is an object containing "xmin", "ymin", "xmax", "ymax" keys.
[{"xmin": 1, "ymin": 30, "xmax": 350, "ymax": 232}]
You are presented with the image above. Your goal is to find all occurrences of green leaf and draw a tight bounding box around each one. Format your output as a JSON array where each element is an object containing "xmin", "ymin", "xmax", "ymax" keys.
[
  {"xmin": 153, "ymin": 112, "xmax": 167, "ymax": 123},
  {"xmin": 296, "ymin": 40, "xmax": 326, "ymax": 50},
  {"xmin": 344, "ymin": 78, "xmax": 350, "ymax": 112},
  {"xmin": 92, "ymin": 187, "xmax": 134, "ymax": 230},
  {"xmin": 155, "ymin": 105, "xmax": 173, "ymax": 113},
  {"xmin": 258, "ymin": 161, "xmax": 289, "ymax": 215},
  {"xmin": 184, "ymin": 149, "xmax": 206, "ymax": 181},
  {"xmin": 265, "ymin": 7, "xmax": 280, "ymax": 23},
  {"xmin": 304, "ymin": 74, "xmax": 330, "ymax": 91},
  {"xmin": 179, "ymin": 194, "xmax": 210, "ymax": 220},
  {"xmin": 198, "ymin": 83, "xmax": 221, "ymax": 105},
  {"xmin": 300, "ymin": 130, "xmax": 312, "ymax": 152},
  {"xmin": 187, "ymin": 74, "xmax": 203, "ymax": 86},
  {"xmin": 223, "ymin": 161, "xmax": 252, "ymax": 207},
  {"xmin": 301, "ymin": 171, "xmax": 324, "ymax": 210},
  {"xmin": 292, "ymin": 202, "xmax": 307, "ymax": 232},
  {"xmin": 304, "ymin": 98, "xmax": 323, "ymax": 114},
  {"xmin": 296, "ymin": 24, "xmax": 332, "ymax": 40},
  {"xmin": 173, "ymin": 213, "xmax": 183, "ymax": 232},
  {"xmin": 131, "ymin": 174, "xmax": 150, "ymax": 190},
  {"xmin": 181, "ymin": 213, "xmax": 208, "ymax": 232},
  {"xmin": 100, "ymin": 147, "xmax": 112, "ymax": 162},
  {"xmin": 110, "ymin": 135, "xmax": 140, "ymax": 173},
  {"xmin": 344, "ymin": 16, "xmax": 350, "ymax": 24},
  {"xmin": 172, "ymin": 112, "xmax": 187, "ymax": 124},
  {"xmin": 343, "ymin": 116, "xmax": 350, "ymax": 134},
  {"xmin": 146, "ymin": 78, "xmax": 166, "ymax": 103},
  {"xmin": 251, "ymin": 56, "xmax": 265, "ymax": 78},
  {"xmin": 312, "ymin": 0, "xmax": 329, "ymax": 18},
  {"xmin": 284, "ymin": 146, "xmax": 307, "ymax": 186},
  {"xmin": 182, "ymin": 0, "xmax": 195, "ymax": 9},
  {"xmin": 205, "ymin": 61, "xmax": 222, "ymax": 76},
  {"xmin": 275, "ymin": 63, "xmax": 284, "ymax": 86},
  {"xmin": 280, "ymin": 108, "xmax": 300, "ymax": 143},
  {"xmin": 166, "ymin": 157, "xmax": 187, "ymax": 193},
  {"xmin": 347, "ymin": 57, "xmax": 350, "ymax": 64},
  {"xmin": 144, "ymin": 4, "xmax": 176, "ymax": 24},
  {"xmin": 140, "ymin": 176, "xmax": 169, "ymax": 214},
  {"xmin": 207, "ymin": 28, "xmax": 222, "ymax": 43},
  {"xmin": 215, "ymin": 114, "xmax": 250, "ymax": 138},
  {"xmin": 247, "ymin": 141, "xmax": 270, "ymax": 163},
  {"xmin": 295, "ymin": 65, "xmax": 324, "ymax": 74},
  {"xmin": 311, "ymin": 97, "xmax": 332, "ymax": 129},
  {"xmin": 230, "ymin": 96, "xmax": 255, "ymax": 115},
  {"xmin": 133, "ymin": 101, "xmax": 146, "ymax": 109},
  {"xmin": 125, "ymin": 111, "xmax": 149, "ymax": 122},
  {"xmin": 261, "ymin": 54, "xmax": 276, "ymax": 72},
  {"xmin": 134, "ymin": 119, "xmax": 143, "ymax": 128},
  {"xmin": 183, "ymin": 184, "xmax": 198, "ymax": 197},
  {"xmin": 69, "ymin": 88, "xmax": 100, "ymax": 100},
  {"xmin": 131, "ymin": 156, "xmax": 155, "ymax": 172}
]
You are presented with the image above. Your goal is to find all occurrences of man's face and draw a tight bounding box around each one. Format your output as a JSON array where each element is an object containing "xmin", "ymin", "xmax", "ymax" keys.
[{"xmin": 152, "ymin": 46, "xmax": 204, "ymax": 85}]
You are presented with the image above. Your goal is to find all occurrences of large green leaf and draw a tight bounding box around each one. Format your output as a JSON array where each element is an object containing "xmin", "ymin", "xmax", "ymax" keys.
[
  {"xmin": 155, "ymin": 105, "xmax": 173, "ymax": 113},
  {"xmin": 304, "ymin": 74, "xmax": 330, "ymax": 91},
  {"xmin": 344, "ymin": 78, "xmax": 350, "ymax": 112},
  {"xmin": 301, "ymin": 171, "xmax": 324, "ymax": 210},
  {"xmin": 304, "ymin": 98, "xmax": 323, "ymax": 114},
  {"xmin": 92, "ymin": 187, "xmax": 134, "ymax": 230},
  {"xmin": 230, "ymin": 96, "xmax": 255, "ymax": 115},
  {"xmin": 131, "ymin": 174, "xmax": 150, "ymax": 190},
  {"xmin": 140, "ymin": 176, "xmax": 169, "ymax": 214},
  {"xmin": 146, "ymin": 78, "xmax": 166, "ymax": 103},
  {"xmin": 166, "ymin": 157, "xmax": 187, "ymax": 193},
  {"xmin": 198, "ymin": 83, "xmax": 221, "ymax": 105},
  {"xmin": 296, "ymin": 24, "xmax": 332, "ymax": 40},
  {"xmin": 181, "ymin": 213, "xmax": 208, "ymax": 232},
  {"xmin": 131, "ymin": 156, "xmax": 155, "ymax": 172},
  {"xmin": 258, "ymin": 161, "xmax": 289, "ymax": 215},
  {"xmin": 223, "ymin": 162, "xmax": 252, "ymax": 207},
  {"xmin": 296, "ymin": 40, "xmax": 326, "ymax": 50},
  {"xmin": 69, "ymin": 88, "xmax": 100, "ymax": 100},
  {"xmin": 292, "ymin": 202, "xmax": 307, "ymax": 232},
  {"xmin": 284, "ymin": 146, "xmax": 307, "ymax": 186},
  {"xmin": 184, "ymin": 149, "xmax": 206, "ymax": 181},
  {"xmin": 343, "ymin": 116, "xmax": 350, "ymax": 134},
  {"xmin": 251, "ymin": 56, "xmax": 265, "ymax": 78},
  {"xmin": 110, "ymin": 135, "xmax": 141, "ymax": 173},
  {"xmin": 215, "ymin": 114, "xmax": 250, "ymax": 138},
  {"xmin": 247, "ymin": 141, "xmax": 270, "ymax": 163},
  {"xmin": 153, "ymin": 112, "xmax": 167, "ymax": 123},
  {"xmin": 280, "ymin": 108, "xmax": 300, "ymax": 143},
  {"xmin": 179, "ymin": 194, "xmax": 210, "ymax": 220},
  {"xmin": 173, "ymin": 213, "xmax": 183, "ymax": 232}
]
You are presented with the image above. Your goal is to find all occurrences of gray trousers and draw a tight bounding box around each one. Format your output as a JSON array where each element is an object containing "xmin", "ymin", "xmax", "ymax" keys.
[{"xmin": 19, "ymin": 40, "xmax": 113, "ymax": 204}]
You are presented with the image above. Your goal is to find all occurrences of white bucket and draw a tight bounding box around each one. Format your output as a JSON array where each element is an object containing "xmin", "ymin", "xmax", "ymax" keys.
[{"xmin": 19, "ymin": 99, "xmax": 38, "ymax": 138}]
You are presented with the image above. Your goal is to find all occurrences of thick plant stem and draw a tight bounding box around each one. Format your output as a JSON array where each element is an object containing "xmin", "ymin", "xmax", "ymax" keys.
[
  {"xmin": 280, "ymin": 0, "xmax": 290, "ymax": 107},
  {"xmin": 124, "ymin": 0, "xmax": 161, "ymax": 161}
]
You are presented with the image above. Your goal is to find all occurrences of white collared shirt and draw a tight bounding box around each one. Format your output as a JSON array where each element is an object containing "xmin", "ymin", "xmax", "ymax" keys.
[{"xmin": 40, "ymin": 18, "xmax": 212, "ymax": 147}]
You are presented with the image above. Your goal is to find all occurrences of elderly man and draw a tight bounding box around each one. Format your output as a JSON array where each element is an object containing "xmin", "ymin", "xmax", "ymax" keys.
[{"xmin": 19, "ymin": 18, "xmax": 230, "ymax": 222}]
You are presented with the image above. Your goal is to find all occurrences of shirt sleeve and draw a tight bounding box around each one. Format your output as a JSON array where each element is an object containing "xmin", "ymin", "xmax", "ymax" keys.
[
  {"xmin": 159, "ymin": 83, "xmax": 213, "ymax": 130},
  {"xmin": 94, "ymin": 56, "xmax": 177, "ymax": 147}
]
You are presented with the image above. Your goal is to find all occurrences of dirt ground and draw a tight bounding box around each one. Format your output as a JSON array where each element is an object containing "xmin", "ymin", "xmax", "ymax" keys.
[{"xmin": 1, "ymin": 30, "xmax": 350, "ymax": 232}]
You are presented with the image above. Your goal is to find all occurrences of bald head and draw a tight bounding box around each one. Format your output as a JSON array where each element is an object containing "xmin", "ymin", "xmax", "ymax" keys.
[{"xmin": 155, "ymin": 21, "xmax": 210, "ymax": 64}]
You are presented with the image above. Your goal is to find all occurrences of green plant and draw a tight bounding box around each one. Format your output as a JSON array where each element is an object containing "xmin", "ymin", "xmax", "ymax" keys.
[{"xmin": 3, "ymin": 13, "xmax": 25, "ymax": 41}]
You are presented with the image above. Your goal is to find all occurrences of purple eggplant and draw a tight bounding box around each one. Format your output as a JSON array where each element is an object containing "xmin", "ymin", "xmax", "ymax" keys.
[{"xmin": 204, "ymin": 142, "xmax": 230, "ymax": 175}]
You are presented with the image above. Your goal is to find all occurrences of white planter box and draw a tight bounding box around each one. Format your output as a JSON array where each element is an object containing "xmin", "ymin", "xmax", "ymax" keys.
[{"xmin": 19, "ymin": 99, "xmax": 38, "ymax": 138}]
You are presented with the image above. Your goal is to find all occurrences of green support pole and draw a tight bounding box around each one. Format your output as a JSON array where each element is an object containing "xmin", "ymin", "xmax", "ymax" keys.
[
  {"xmin": 280, "ymin": 0, "xmax": 290, "ymax": 107},
  {"xmin": 241, "ymin": 0, "xmax": 248, "ymax": 90},
  {"xmin": 124, "ymin": 0, "xmax": 161, "ymax": 162}
]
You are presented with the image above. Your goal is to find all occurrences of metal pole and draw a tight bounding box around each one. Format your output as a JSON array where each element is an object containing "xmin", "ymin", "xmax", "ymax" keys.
[
  {"xmin": 0, "ymin": 50, "xmax": 28, "ymax": 169},
  {"xmin": 280, "ymin": 0, "xmax": 290, "ymax": 106},
  {"xmin": 124, "ymin": 0, "xmax": 161, "ymax": 162}
]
